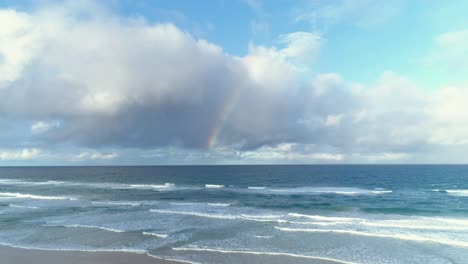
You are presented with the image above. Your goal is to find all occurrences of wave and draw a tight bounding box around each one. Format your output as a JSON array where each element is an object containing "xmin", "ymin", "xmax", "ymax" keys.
[
  {"xmin": 150, "ymin": 209, "xmax": 292, "ymax": 224},
  {"xmin": 205, "ymin": 184, "xmax": 224, "ymax": 188},
  {"xmin": 142, "ymin": 232, "xmax": 168, "ymax": 238},
  {"xmin": 126, "ymin": 183, "xmax": 175, "ymax": 190},
  {"xmin": 250, "ymin": 187, "xmax": 392, "ymax": 195},
  {"xmin": 360, "ymin": 220, "xmax": 468, "ymax": 231},
  {"xmin": 91, "ymin": 201, "xmax": 141, "ymax": 206},
  {"xmin": 254, "ymin": 235, "xmax": 274, "ymax": 238},
  {"xmin": 171, "ymin": 247, "xmax": 356, "ymax": 264},
  {"xmin": 170, "ymin": 202, "xmax": 231, "ymax": 207},
  {"xmin": 150, "ymin": 209, "xmax": 238, "ymax": 220},
  {"xmin": 288, "ymin": 213, "xmax": 359, "ymax": 222},
  {"xmin": 149, "ymin": 209, "xmax": 285, "ymax": 223},
  {"xmin": 288, "ymin": 213, "xmax": 468, "ymax": 231},
  {"xmin": 0, "ymin": 243, "xmax": 147, "ymax": 254},
  {"xmin": 44, "ymin": 224, "xmax": 125, "ymax": 233},
  {"xmin": 0, "ymin": 179, "xmax": 182, "ymax": 192},
  {"xmin": 247, "ymin": 186, "xmax": 266, "ymax": 190},
  {"xmin": 0, "ymin": 179, "xmax": 66, "ymax": 186},
  {"xmin": 431, "ymin": 217, "xmax": 468, "ymax": 226},
  {"xmin": 8, "ymin": 204, "xmax": 39, "ymax": 209},
  {"xmin": 0, "ymin": 192, "xmax": 75, "ymax": 200},
  {"xmin": 207, "ymin": 203, "xmax": 231, "ymax": 207},
  {"xmin": 445, "ymin": 190, "xmax": 468, "ymax": 197},
  {"xmin": 241, "ymin": 214, "xmax": 285, "ymax": 219},
  {"xmin": 170, "ymin": 202, "xmax": 200, "ymax": 206},
  {"xmin": 275, "ymin": 227, "xmax": 468, "ymax": 248}
]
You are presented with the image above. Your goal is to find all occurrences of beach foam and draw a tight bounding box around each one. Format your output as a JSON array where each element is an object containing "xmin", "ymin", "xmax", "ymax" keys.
[
  {"xmin": 127, "ymin": 183, "xmax": 175, "ymax": 190},
  {"xmin": 44, "ymin": 224, "xmax": 125, "ymax": 233},
  {"xmin": 247, "ymin": 186, "xmax": 266, "ymax": 190},
  {"xmin": 0, "ymin": 243, "xmax": 147, "ymax": 254},
  {"xmin": 256, "ymin": 187, "xmax": 392, "ymax": 195},
  {"xmin": 91, "ymin": 201, "xmax": 141, "ymax": 206},
  {"xmin": 0, "ymin": 192, "xmax": 75, "ymax": 200},
  {"xmin": 207, "ymin": 203, "xmax": 231, "ymax": 207},
  {"xmin": 275, "ymin": 227, "xmax": 468, "ymax": 248},
  {"xmin": 8, "ymin": 204, "xmax": 39, "ymax": 209},
  {"xmin": 172, "ymin": 247, "xmax": 357, "ymax": 264},
  {"xmin": 205, "ymin": 184, "xmax": 224, "ymax": 188},
  {"xmin": 142, "ymin": 232, "xmax": 168, "ymax": 238},
  {"xmin": 149, "ymin": 209, "xmax": 238, "ymax": 220},
  {"xmin": 445, "ymin": 189, "xmax": 468, "ymax": 196}
]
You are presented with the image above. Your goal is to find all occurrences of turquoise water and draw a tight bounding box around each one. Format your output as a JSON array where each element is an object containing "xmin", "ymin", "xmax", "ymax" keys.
[{"xmin": 0, "ymin": 165, "xmax": 467, "ymax": 263}]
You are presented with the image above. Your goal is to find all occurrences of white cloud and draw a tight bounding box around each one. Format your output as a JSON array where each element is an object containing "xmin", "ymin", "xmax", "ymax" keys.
[
  {"xmin": 364, "ymin": 152, "xmax": 410, "ymax": 162},
  {"xmin": 31, "ymin": 121, "xmax": 59, "ymax": 134},
  {"xmin": 239, "ymin": 143, "xmax": 344, "ymax": 163},
  {"xmin": 279, "ymin": 32, "xmax": 322, "ymax": 64},
  {"xmin": 324, "ymin": 114, "xmax": 343, "ymax": 127},
  {"xmin": 0, "ymin": 9, "xmax": 43, "ymax": 86},
  {"xmin": 73, "ymin": 151, "xmax": 117, "ymax": 161},
  {"xmin": 294, "ymin": 0, "xmax": 403, "ymax": 32},
  {"xmin": 0, "ymin": 148, "xmax": 42, "ymax": 161},
  {"xmin": 425, "ymin": 30, "xmax": 468, "ymax": 71}
]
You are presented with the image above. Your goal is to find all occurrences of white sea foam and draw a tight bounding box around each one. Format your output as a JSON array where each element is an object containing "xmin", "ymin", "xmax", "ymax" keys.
[
  {"xmin": 0, "ymin": 179, "xmax": 66, "ymax": 186},
  {"xmin": 0, "ymin": 179, "xmax": 182, "ymax": 192},
  {"xmin": 275, "ymin": 227, "xmax": 468, "ymax": 248},
  {"xmin": 265, "ymin": 187, "xmax": 391, "ymax": 195},
  {"xmin": 147, "ymin": 253, "xmax": 202, "ymax": 264},
  {"xmin": 288, "ymin": 213, "xmax": 359, "ymax": 222},
  {"xmin": 247, "ymin": 186, "xmax": 266, "ymax": 190},
  {"xmin": 172, "ymin": 247, "xmax": 357, "ymax": 264},
  {"xmin": 240, "ymin": 214, "xmax": 288, "ymax": 223},
  {"xmin": 170, "ymin": 202, "xmax": 200, "ymax": 206},
  {"xmin": 92, "ymin": 201, "xmax": 141, "ymax": 206},
  {"xmin": 45, "ymin": 224, "xmax": 125, "ymax": 233},
  {"xmin": 360, "ymin": 220, "xmax": 468, "ymax": 231},
  {"xmin": 142, "ymin": 232, "xmax": 168, "ymax": 238},
  {"xmin": 8, "ymin": 204, "xmax": 39, "ymax": 209},
  {"xmin": 149, "ymin": 209, "xmax": 237, "ymax": 220},
  {"xmin": 170, "ymin": 202, "xmax": 231, "ymax": 207},
  {"xmin": 207, "ymin": 203, "xmax": 231, "ymax": 207},
  {"xmin": 128, "ymin": 183, "xmax": 175, "ymax": 190},
  {"xmin": 288, "ymin": 213, "xmax": 468, "ymax": 231},
  {"xmin": 445, "ymin": 189, "xmax": 468, "ymax": 196},
  {"xmin": 0, "ymin": 192, "xmax": 75, "ymax": 200},
  {"xmin": 241, "ymin": 214, "xmax": 285, "ymax": 219},
  {"xmin": 0, "ymin": 243, "xmax": 147, "ymax": 254},
  {"xmin": 254, "ymin": 235, "xmax": 274, "ymax": 238},
  {"xmin": 150, "ymin": 209, "xmax": 285, "ymax": 223},
  {"xmin": 205, "ymin": 184, "xmax": 224, "ymax": 188}
]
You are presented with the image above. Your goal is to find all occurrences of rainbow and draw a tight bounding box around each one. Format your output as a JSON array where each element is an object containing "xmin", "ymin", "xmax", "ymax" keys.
[{"xmin": 206, "ymin": 88, "xmax": 241, "ymax": 149}]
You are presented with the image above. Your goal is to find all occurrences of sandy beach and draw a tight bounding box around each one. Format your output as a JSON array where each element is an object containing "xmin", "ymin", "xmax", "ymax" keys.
[
  {"xmin": 0, "ymin": 245, "xmax": 347, "ymax": 264},
  {"xmin": 0, "ymin": 246, "xmax": 182, "ymax": 264}
]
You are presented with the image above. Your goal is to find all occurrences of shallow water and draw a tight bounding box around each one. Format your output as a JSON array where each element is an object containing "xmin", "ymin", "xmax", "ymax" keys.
[{"xmin": 0, "ymin": 165, "xmax": 467, "ymax": 263}]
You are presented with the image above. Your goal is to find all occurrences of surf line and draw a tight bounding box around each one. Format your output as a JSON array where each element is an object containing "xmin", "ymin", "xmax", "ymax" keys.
[{"xmin": 172, "ymin": 247, "xmax": 357, "ymax": 264}]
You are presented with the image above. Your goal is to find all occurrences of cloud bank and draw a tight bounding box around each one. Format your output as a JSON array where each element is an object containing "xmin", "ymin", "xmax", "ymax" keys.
[{"xmin": 0, "ymin": 2, "xmax": 467, "ymax": 164}]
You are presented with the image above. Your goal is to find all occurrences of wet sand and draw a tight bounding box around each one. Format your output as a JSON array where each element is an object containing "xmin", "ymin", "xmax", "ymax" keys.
[
  {"xmin": 0, "ymin": 246, "xmax": 183, "ymax": 264},
  {"xmin": 0, "ymin": 245, "xmax": 347, "ymax": 264}
]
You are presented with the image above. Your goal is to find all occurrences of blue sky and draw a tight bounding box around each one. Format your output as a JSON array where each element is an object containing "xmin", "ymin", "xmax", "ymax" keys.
[{"xmin": 0, "ymin": 0, "xmax": 467, "ymax": 165}]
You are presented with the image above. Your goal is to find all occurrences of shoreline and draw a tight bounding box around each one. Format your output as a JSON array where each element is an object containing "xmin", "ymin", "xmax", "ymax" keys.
[
  {"xmin": 0, "ymin": 245, "xmax": 348, "ymax": 264},
  {"xmin": 0, "ymin": 245, "xmax": 184, "ymax": 264}
]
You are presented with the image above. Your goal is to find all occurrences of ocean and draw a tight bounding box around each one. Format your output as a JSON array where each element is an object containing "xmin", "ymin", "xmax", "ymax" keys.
[{"xmin": 0, "ymin": 165, "xmax": 467, "ymax": 264}]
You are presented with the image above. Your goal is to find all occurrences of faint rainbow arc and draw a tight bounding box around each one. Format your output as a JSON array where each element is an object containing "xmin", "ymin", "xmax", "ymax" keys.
[{"xmin": 206, "ymin": 88, "xmax": 241, "ymax": 149}]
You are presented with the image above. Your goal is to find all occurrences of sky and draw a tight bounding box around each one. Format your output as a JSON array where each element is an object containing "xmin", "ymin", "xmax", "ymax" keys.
[{"xmin": 0, "ymin": 0, "xmax": 467, "ymax": 165}]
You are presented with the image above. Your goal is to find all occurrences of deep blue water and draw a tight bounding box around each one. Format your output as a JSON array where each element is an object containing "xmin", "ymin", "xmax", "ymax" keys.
[{"xmin": 0, "ymin": 165, "xmax": 467, "ymax": 263}]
